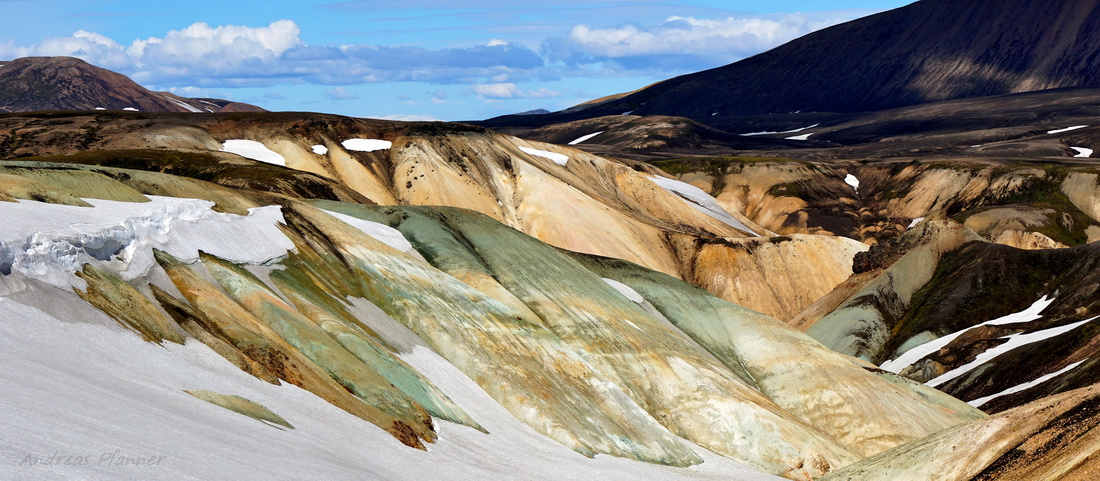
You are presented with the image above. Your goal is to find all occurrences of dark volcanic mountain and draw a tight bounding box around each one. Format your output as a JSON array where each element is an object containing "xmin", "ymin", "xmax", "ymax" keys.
[
  {"xmin": 487, "ymin": 0, "xmax": 1100, "ymax": 127},
  {"xmin": 0, "ymin": 56, "xmax": 264, "ymax": 113}
]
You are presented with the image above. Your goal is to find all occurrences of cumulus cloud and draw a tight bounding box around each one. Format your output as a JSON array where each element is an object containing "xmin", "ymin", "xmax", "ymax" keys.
[{"xmin": 0, "ymin": 11, "xmax": 864, "ymax": 100}]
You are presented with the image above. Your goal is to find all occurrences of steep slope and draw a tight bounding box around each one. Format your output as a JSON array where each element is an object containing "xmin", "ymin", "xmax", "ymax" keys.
[
  {"xmin": 822, "ymin": 384, "xmax": 1100, "ymax": 481},
  {"xmin": 0, "ymin": 162, "xmax": 996, "ymax": 479},
  {"xmin": 0, "ymin": 57, "xmax": 263, "ymax": 113},
  {"xmin": 0, "ymin": 111, "xmax": 869, "ymax": 322},
  {"xmin": 554, "ymin": 0, "xmax": 1100, "ymax": 119}
]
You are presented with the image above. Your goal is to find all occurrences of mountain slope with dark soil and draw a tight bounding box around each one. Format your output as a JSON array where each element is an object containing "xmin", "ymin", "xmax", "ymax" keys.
[
  {"xmin": 553, "ymin": 0, "xmax": 1100, "ymax": 119},
  {"xmin": 0, "ymin": 56, "xmax": 263, "ymax": 113}
]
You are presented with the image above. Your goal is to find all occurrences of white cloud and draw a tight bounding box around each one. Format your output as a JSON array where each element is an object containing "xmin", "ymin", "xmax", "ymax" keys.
[
  {"xmin": 559, "ymin": 12, "xmax": 858, "ymax": 63},
  {"xmin": 471, "ymin": 83, "xmax": 561, "ymax": 100},
  {"xmin": 0, "ymin": 10, "xmax": 868, "ymax": 93}
]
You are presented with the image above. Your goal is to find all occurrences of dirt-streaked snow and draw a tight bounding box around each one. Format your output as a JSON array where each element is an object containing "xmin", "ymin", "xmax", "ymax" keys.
[
  {"xmin": 0, "ymin": 197, "xmax": 293, "ymax": 288},
  {"xmin": 568, "ymin": 132, "xmax": 603, "ymax": 145},
  {"xmin": 319, "ymin": 209, "xmax": 414, "ymax": 254},
  {"xmin": 927, "ymin": 315, "xmax": 1096, "ymax": 388},
  {"xmin": 1047, "ymin": 125, "xmax": 1089, "ymax": 134},
  {"xmin": 882, "ymin": 296, "xmax": 1055, "ymax": 374},
  {"xmin": 602, "ymin": 278, "xmax": 644, "ymax": 304},
  {"xmin": 311, "ymin": 145, "xmax": 328, "ymax": 155},
  {"xmin": 519, "ymin": 146, "xmax": 569, "ymax": 166},
  {"xmin": 648, "ymin": 176, "xmax": 759, "ymax": 236},
  {"xmin": 221, "ymin": 140, "xmax": 286, "ymax": 166},
  {"xmin": 342, "ymin": 139, "xmax": 392, "ymax": 152},
  {"xmin": 166, "ymin": 98, "xmax": 202, "ymax": 113},
  {"xmin": 968, "ymin": 359, "xmax": 1088, "ymax": 408},
  {"xmin": 1072, "ymin": 147, "xmax": 1093, "ymax": 158}
]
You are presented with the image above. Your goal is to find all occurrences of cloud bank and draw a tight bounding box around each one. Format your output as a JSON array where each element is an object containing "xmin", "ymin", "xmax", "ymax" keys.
[{"xmin": 0, "ymin": 13, "xmax": 862, "ymax": 89}]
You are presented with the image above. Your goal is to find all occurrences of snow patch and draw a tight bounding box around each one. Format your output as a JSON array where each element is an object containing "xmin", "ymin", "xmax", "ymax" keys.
[
  {"xmin": 122, "ymin": 107, "xmax": 139, "ymax": 112},
  {"xmin": 167, "ymin": 98, "xmax": 202, "ymax": 113},
  {"xmin": 342, "ymin": 139, "xmax": 392, "ymax": 152},
  {"xmin": 621, "ymin": 111, "xmax": 634, "ymax": 115},
  {"xmin": 1048, "ymin": 125, "xmax": 1088, "ymax": 134},
  {"xmin": 786, "ymin": 133, "xmax": 813, "ymax": 141},
  {"xmin": 882, "ymin": 296, "xmax": 1055, "ymax": 374},
  {"xmin": 311, "ymin": 145, "xmax": 328, "ymax": 155},
  {"xmin": 927, "ymin": 314, "xmax": 1095, "ymax": 388},
  {"xmin": 844, "ymin": 174, "xmax": 860, "ymax": 193},
  {"xmin": 602, "ymin": 278, "xmax": 644, "ymax": 304},
  {"xmin": 568, "ymin": 132, "xmax": 603, "ymax": 145},
  {"xmin": 320, "ymin": 210, "xmax": 414, "ymax": 254},
  {"xmin": 741, "ymin": 124, "xmax": 819, "ymax": 137},
  {"xmin": 95, "ymin": 107, "xmax": 106, "ymax": 111},
  {"xmin": 0, "ymin": 197, "xmax": 293, "ymax": 288},
  {"xmin": 968, "ymin": 359, "xmax": 1088, "ymax": 408},
  {"xmin": 221, "ymin": 140, "xmax": 286, "ymax": 166},
  {"xmin": 1072, "ymin": 147, "xmax": 1093, "ymax": 158},
  {"xmin": 908, "ymin": 217, "xmax": 926, "ymax": 229},
  {"xmin": 648, "ymin": 176, "xmax": 759, "ymax": 236},
  {"xmin": 519, "ymin": 146, "xmax": 569, "ymax": 166}
]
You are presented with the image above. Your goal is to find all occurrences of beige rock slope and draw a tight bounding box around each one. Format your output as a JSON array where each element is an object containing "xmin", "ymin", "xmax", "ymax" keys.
[
  {"xmin": 0, "ymin": 113, "xmax": 865, "ymax": 321},
  {"xmin": 822, "ymin": 384, "xmax": 1100, "ymax": 481}
]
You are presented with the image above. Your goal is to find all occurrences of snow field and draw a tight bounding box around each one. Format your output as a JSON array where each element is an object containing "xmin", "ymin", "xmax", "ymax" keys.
[
  {"xmin": 220, "ymin": 140, "xmax": 286, "ymax": 166},
  {"xmin": 647, "ymin": 176, "xmax": 759, "ymax": 236},
  {"xmin": 519, "ymin": 146, "xmax": 569, "ymax": 166},
  {"xmin": 342, "ymin": 139, "xmax": 392, "ymax": 152},
  {"xmin": 568, "ymin": 132, "xmax": 604, "ymax": 145}
]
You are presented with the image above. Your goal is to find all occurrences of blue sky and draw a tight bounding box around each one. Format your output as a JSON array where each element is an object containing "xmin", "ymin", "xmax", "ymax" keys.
[{"xmin": 1, "ymin": 0, "xmax": 912, "ymax": 120}]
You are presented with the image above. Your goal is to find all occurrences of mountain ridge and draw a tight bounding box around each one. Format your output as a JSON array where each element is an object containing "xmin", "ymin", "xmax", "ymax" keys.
[{"xmin": 0, "ymin": 56, "xmax": 264, "ymax": 113}]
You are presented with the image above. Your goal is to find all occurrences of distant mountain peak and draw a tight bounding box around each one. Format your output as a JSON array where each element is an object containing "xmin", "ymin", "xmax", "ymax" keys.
[{"xmin": 0, "ymin": 56, "xmax": 264, "ymax": 114}]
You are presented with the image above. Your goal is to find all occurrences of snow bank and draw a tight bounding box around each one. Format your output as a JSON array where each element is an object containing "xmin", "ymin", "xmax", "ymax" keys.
[
  {"xmin": 927, "ymin": 315, "xmax": 1095, "ymax": 388},
  {"xmin": 648, "ymin": 176, "xmax": 759, "ymax": 236},
  {"xmin": 602, "ymin": 278, "xmax": 644, "ymax": 304},
  {"xmin": 311, "ymin": 145, "xmax": 328, "ymax": 155},
  {"xmin": 221, "ymin": 140, "xmax": 286, "ymax": 166},
  {"xmin": 968, "ymin": 359, "xmax": 1088, "ymax": 408},
  {"xmin": 167, "ymin": 98, "xmax": 202, "ymax": 113},
  {"xmin": 319, "ymin": 209, "xmax": 414, "ymax": 254},
  {"xmin": 342, "ymin": 139, "xmax": 392, "ymax": 152},
  {"xmin": 1072, "ymin": 147, "xmax": 1093, "ymax": 158},
  {"xmin": 0, "ymin": 290, "xmax": 778, "ymax": 481},
  {"xmin": 844, "ymin": 174, "xmax": 860, "ymax": 193},
  {"xmin": 882, "ymin": 296, "xmax": 1055, "ymax": 374},
  {"xmin": 568, "ymin": 132, "xmax": 603, "ymax": 145},
  {"xmin": 519, "ymin": 146, "xmax": 569, "ymax": 166},
  {"xmin": 1048, "ymin": 125, "xmax": 1088, "ymax": 134},
  {"xmin": 0, "ymin": 197, "xmax": 293, "ymax": 288}
]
